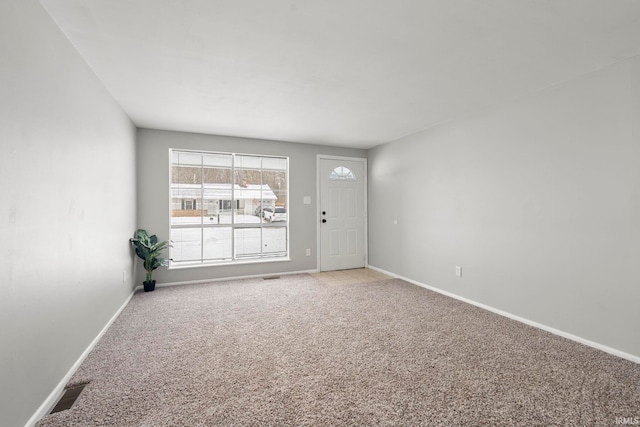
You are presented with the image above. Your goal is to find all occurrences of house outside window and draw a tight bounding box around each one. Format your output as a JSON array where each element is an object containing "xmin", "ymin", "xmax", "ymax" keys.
[
  {"xmin": 182, "ymin": 199, "xmax": 196, "ymax": 210},
  {"xmin": 169, "ymin": 149, "xmax": 289, "ymax": 266}
]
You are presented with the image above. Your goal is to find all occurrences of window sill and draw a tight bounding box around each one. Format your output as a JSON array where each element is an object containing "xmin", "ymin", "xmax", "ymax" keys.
[{"xmin": 168, "ymin": 256, "xmax": 291, "ymax": 270}]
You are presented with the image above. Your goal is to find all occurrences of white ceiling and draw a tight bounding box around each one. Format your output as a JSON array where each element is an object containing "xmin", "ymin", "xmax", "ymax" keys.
[{"xmin": 41, "ymin": 0, "xmax": 640, "ymax": 149}]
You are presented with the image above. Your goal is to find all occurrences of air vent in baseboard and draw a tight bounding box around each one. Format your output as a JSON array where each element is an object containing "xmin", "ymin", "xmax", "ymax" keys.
[{"xmin": 50, "ymin": 382, "xmax": 89, "ymax": 414}]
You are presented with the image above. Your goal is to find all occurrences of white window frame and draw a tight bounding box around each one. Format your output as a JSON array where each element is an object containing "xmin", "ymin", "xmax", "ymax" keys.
[{"xmin": 169, "ymin": 149, "xmax": 290, "ymax": 268}]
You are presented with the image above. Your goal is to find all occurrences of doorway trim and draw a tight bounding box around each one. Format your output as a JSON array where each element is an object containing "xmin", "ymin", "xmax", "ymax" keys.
[{"xmin": 316, "ymin": 154, "xmax": 368, "ymax": 271}]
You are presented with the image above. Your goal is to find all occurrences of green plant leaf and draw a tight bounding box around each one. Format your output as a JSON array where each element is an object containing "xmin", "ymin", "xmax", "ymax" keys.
[{"xmin": 130, "ymin": 228, "xmax": 170, "ymax": 282}]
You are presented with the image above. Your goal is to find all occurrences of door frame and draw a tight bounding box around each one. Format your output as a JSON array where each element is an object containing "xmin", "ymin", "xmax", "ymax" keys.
[{"xmin": 316, "ymin": 155, "xmax": 368, "ymax": 271}]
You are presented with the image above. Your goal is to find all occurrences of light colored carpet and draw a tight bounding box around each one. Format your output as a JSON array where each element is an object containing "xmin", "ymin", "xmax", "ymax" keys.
[{"xmin": 37, "ymin": 274, "xmax": 640, "ymax": 426}]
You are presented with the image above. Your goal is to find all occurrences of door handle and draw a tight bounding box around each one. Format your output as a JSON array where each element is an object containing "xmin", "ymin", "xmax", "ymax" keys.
[{"xmin": 322, "ymin": 219, "xmax": 327, "ymax": 223}]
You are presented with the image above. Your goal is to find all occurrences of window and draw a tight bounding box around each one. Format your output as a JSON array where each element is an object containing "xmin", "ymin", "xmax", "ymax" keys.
[
  {"xmin": 170, "ymin": 149, "xmax": 289, "ymax": 266},
  {"xmin": 182, "ymin": 199, "xmax": 196, "ymax": 210},
  {"xmin": 329, "ymin": 166, "xmax": 356, "ymax": 181}
]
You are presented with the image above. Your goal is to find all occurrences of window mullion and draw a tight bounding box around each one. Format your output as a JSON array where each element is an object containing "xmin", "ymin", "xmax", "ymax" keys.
[
  {"xmin": 200, "ymin": 153, "xmax": 204, "ymax": 263},
  {"xmin": 231, "ymin": 154, "xmax": 236, "ymax": 260},
  {"xmin": 260, "ymin": 157, "xmax": 264, "ymax": 258}
]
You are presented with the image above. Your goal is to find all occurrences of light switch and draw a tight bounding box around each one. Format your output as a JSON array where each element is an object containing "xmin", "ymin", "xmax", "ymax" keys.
[{"xmin": 303, "ymin": 196, "xmax": 311, "ymax": 205}]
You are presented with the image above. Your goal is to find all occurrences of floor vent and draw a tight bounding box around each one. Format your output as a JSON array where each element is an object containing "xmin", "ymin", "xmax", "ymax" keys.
[
  {"xmin": 50, "ymin": 382, "xmax": 89, "ymax": 414},
  {"xmin": 263, "ymin": 275, "xmax": 281, "ymax": 280}
]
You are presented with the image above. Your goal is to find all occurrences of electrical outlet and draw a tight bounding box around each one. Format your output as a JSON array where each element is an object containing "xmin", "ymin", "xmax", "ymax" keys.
[
  {"xmin": 306, "ymin": 248, "xmax": 311, "ymax": 256},
  {"xmin": 455, "ymin": 266, "xmax": 462, "ymax": 277}
]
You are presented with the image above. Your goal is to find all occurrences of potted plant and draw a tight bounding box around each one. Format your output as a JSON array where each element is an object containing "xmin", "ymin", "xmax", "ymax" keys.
[{"xmin": 130, "ymin": 229, "xmax": 170, "ymax": 292}]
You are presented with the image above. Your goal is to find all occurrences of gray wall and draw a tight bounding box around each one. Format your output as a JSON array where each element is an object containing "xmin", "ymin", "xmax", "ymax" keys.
[
  {"xmin": 368, "ymin": 57, "xmax": 640, "ymax": 358},
  {"xmin": 0, "ymin": 1, "xmax": 137, "ymax": 425},
  {"xmin": 136, "ymin": 128, "xmax": 366, "ymax": 284}
]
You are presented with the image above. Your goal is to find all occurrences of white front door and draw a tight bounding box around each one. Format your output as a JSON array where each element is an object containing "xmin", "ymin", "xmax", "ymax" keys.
[{"xmin": 319, "ymin": 157, "xmax": 366, "ymax": 271}]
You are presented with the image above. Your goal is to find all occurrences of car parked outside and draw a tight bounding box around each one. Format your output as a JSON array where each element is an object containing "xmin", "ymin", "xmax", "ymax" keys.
[{"xmin": 263, "ymin": 207, "xmax": 287, "ymax": 222}]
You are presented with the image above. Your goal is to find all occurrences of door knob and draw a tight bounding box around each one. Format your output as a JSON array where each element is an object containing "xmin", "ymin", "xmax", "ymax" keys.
[{"xmin": 322, "ymin": 219, "xmax": 327, "ymax": 223}]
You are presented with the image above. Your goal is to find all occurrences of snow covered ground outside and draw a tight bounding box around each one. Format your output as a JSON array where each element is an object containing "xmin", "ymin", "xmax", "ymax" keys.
[{"xmin": 170, "ymin": 214, "xmax": 287, "ymax": 261}]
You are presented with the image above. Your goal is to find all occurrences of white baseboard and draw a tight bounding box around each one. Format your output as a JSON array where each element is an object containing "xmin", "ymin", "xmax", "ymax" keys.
[
  {"xmin": 367, "ymin": 265, "xmax": 640, "ymax": 365},
  {"xmin": 25, "ymin": 289, "xmax": 136, "ymax": 427},
  {"xmin": 135, "ymin": 268, "xmax": 320, "ymax": 291}
]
